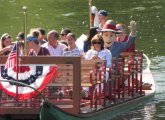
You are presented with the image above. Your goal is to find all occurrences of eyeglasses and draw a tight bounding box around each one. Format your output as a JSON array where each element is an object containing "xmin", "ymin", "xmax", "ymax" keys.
[
  {"xmin": 116, "ymin": 28, "xmax": 124, "ymax": 33},
  {"xmin": 93, "ymin": 42, "xmax": 101, "ymax": 44},
  {"xmin": 60, "ymin": 34, "xmax": 66, "ymax": 36}
]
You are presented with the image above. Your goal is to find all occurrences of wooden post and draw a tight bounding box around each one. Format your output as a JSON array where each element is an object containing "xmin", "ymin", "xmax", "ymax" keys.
[
  {"xmin": 72, "ymin": 57, "xmax": 81, "ymax": 114},
  {"xmin": 135, "ymin": 60, "xmax": 138, "ymax": 93},
  {"xmin": 23, "ymin": 6, "xmax": 27, "ymax": 55},
  {"xmin": 88, "ymin": 0, "xmax": 92, "ymax": 28}
]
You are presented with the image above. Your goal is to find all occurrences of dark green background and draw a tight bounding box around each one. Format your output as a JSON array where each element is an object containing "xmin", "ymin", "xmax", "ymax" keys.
[{"xmin": 0, "ymin": 0, "xmax": 164, "ymax": 57}]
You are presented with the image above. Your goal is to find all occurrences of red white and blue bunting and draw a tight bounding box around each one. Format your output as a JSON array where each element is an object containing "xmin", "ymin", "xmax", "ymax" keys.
[{"xmin": 0, "ymin": 65, "xmax": 58, "ymax": 100}]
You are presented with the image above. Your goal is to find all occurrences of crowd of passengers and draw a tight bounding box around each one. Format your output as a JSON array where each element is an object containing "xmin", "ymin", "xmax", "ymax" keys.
[
  {"xmin": 0, "ymin": 9, "xmax": 136, "ymax": 77},
  {"xmin": 0, "ymin": 8, "xmax": 137, "ymax": 96},
  {"xmin": 0, "ymin": 5, "xmax": 155, "ymax": 99},
  {"xmin": 0, "ymin": 10, "xmax": 136, "ymax": 61}
]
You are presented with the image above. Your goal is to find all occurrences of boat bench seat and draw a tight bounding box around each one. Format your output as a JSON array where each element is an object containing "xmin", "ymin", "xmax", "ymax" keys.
[
  {"xmin": 47, "ymin": 60, "xmax": 106, "ymax": 87},
  {"xmin": 46, "ymin": 60, "xmax": 106, "ymax": 108}
]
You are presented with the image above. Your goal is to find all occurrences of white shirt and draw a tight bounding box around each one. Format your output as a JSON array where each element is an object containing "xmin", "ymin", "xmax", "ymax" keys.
[
  {"xmin": 42, "ymin": 42, "xmax": 67, "ymax": 56},
  {"xmin": 63, "ymin": 47, "xmax": 84, "ymax": 57},
  {"xmin": 85, "ymin": 49, "xmax": 112, "ymax": 67}
]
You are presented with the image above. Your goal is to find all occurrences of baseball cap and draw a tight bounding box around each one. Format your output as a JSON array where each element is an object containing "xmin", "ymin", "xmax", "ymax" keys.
[
  {"xmin": 27, "ymin": 35, "xmax": 38, "ymax": 42},
  {"xmin": 98, "ymin": 10, "xmax": 108, "ymax": 16}
]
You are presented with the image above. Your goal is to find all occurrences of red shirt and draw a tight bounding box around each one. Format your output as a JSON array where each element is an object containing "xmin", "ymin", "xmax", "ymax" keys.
[{"xmin": 116, "ymin": 35, "xmax": 135, "ymax": 52}]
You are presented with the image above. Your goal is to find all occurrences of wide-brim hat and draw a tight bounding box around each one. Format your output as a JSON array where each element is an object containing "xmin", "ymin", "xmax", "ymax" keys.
[{"xmin": 97, "ymin": 20, "xmax": 122, "ymax": 34}]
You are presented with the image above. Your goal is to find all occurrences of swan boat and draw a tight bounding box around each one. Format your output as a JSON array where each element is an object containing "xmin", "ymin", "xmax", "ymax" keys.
[{"xmin": 0, "ymin": 52, "xmax": 155, "ymax": 120}]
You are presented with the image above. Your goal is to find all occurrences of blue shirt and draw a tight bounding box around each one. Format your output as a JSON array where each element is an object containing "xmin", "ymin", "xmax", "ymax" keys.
[{"xmin": 109, "ymin": 35, "xmax": 136, "ymax": 57}]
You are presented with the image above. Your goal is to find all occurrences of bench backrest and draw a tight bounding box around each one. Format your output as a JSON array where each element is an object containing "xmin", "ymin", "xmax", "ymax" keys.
[{"xmin": 48, "ymin": 59, "xmax": 106, "ymax": 87}]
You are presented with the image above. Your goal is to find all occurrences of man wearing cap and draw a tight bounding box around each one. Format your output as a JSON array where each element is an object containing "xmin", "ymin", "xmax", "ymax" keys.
[
  {"xmin": 98, "ymin": 10, "xmax": 108, "ymax": 29},
  {"xmin": 27, "ymin": 30, "xmax": 50, "ymax": 56}
]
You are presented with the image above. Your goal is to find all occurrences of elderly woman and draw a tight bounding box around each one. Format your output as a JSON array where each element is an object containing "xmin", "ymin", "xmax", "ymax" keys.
[
  {"xmin": 27, "ymin": 30, "xmax": 50, "ymax": 56},
  {"xmin": 0, "ymin": 33, "xmax": 13, "ymax": 56}
]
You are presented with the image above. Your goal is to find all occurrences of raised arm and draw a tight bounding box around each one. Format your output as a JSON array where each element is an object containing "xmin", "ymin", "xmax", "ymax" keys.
[
  {"xmin": 0, "ymin": 45, "xmax": 13, "ymax": 55},
  {"xmin": 121, "ymin": 20, "xmax": 137, "ymax": 50},
  {"xmin": 129, "ymin": 20, "xmax": 137, "ymax": 37}
]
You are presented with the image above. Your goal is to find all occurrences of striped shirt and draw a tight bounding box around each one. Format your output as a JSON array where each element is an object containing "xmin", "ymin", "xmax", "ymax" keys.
[{"xmin": 63, "ymin": 47, "xmax": 84, "ymax": 57}]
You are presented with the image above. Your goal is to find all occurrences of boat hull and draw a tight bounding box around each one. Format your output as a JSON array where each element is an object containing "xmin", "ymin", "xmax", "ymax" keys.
[{"xmin": 40, "ymin": 93, "xmax": 154, "ymax": 120}]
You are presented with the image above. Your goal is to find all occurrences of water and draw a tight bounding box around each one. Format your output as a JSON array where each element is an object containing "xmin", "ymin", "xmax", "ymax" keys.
[{"xmin": 112, "ymin": 56, "xmax": 165, "ymax": 120}]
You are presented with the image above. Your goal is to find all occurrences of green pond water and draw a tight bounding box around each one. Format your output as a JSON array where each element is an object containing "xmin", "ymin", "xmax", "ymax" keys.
[
  {"xmin": 0, "ymin": 0, "xmax": 165, "ymax": 120},
  {"xmin": 0, "ymin": 0, "xmax": 164, "ymax": 57}
]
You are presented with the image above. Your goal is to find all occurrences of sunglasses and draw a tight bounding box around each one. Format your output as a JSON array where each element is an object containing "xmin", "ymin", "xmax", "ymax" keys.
[
  {"xmin": 93, "ymin": 41, "xmax": 101, "ymax": 44},
  {"xmin": 60, "ymin": 34, "xmax": 66, "ymax": 36}
]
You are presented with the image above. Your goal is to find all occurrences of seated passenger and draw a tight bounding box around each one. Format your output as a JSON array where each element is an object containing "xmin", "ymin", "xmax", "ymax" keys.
[
  {"xmin": 85, "ymin": 34, "xmax": 112, "ymax": 68},
  {"xmin": 0, "ymin": 33, "xmax": 13, "ymax": 56},
  {"xmin": 98, "ymin": 10, "xmax": 108, "ymax": 29},
  {"xmin": 60, "ymin": 28, "xmax": 71, "ymax": 46},
  {"xmin": 83, "ymin": 27, "xmax": 98, "ymax": 53},
  {"xmin": 63, "ymin": 33, "xmax": 84, "ymax": 58},
  {"xmin": 42, "ymin": 30, "xmax": 67, "ymax": 56},
  {"xmin": 16, "ymin": 32, "xmax": 24, "ymax": 42},
  {"xmin": 27, "ymin": 30, "xmax": 50, "ymax": 56},
  {"xmin": 60, "ymin": 33, "xmax": 84, "ymax": 97},
  {"xmin": 84, "ymin": 34, "xmax": 112, "ymax": 96},
  {"xmin": 37, "ymin": 27, "xmax": 47, "ymax": 45},
  {"xmin": 116, "ymin": 23, "xmax": 135, "ymax": 52}
]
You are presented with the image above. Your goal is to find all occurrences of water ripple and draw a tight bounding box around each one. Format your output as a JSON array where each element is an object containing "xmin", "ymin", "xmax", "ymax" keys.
[
  {"xmin": 62, "ymin": 12, "xmax": 75, "ymax": 17},
  {"xmin": 132, "ymin": 7, "xmax": 146, "ymax": 11},
  {"xmin": 113, "ymin": 56, "xmax": 165, "ymax": 120}
]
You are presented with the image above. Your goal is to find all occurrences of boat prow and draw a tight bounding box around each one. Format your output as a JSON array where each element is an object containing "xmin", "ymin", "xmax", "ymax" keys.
[{"xmin": 142, "ymin": 54, "xmax": 155, "ymax": 95}]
